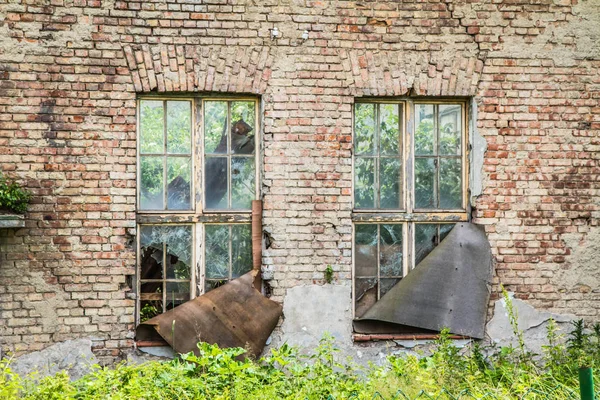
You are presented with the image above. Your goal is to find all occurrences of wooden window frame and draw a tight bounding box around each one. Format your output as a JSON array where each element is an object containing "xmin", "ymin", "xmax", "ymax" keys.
[
  {"xmin": 352, "ymin": 98, "xmax": 470, "ymax": 320},
  {"xmin": 135, "ymin": 95, "xmax": 260, "ymax": 326}
]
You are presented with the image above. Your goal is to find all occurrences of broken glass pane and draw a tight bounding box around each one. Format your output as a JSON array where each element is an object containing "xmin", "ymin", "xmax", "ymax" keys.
[
  {"xmin": 379, "ymin": 103, "xmax": 400, "ymax": 155},
  {"xmin": 439, "ymin": 104, "xmax": 461, "ymax": 156},
  {"xmin": 380, "ymin": 224, "xmax": 403, "ymax": 277},
  {"xmin": 231, "ymin": 102, "xmax": 255, "ymax": 155},
  {"xmin": 140, "ymin": 225, "xmax": 192, "ymax": 268},
  {"xmin": 355, "ymin": 277, "xmax": 377, "ymax": 318},
  {"xmin": 166, "ymin": 282, "xmax": 191, "ymax": 302},
  {"xmin": 205, "ymin": 225, "xmax": 230, "ymax": 279},
  {"xmin": 140, "ymin": 156, "xmax": 164, "ymax": 210},
  {"xmin": 415, "ymin": 224, "xmax": 437, "ymax": 266},
  {"xmin": 231, "ymin": 157, "xmax": 255, "ymax": 209},
  {"xmin": 140, "ymin": 100, "xmax": 164, "ymax": 154},
  {"xmin": 140, "ymin": 245, "xmax": 163, "ymax": 280},
  {"xmin": 439, "ymin": 158, "xmax": 462, "ymax": 209},
  {"xmin": 204, "ymin": 101, "xmax": 227, "ymax": 154},
  {"xmin": 167, "ymin": 157, "xmax": 191, "ymax": 210},
  {"xmin": 354, "ymin": 157, "xmax": 375, "ymax": 209},
  {"xmin": 232, "ymin": 224, "xmax": 252, "ymax": 278},
  {"xmin": 415, "ymin": 104, "xmax": 434, "ymax": 156},
  {"xmin": 354, "ymin": 224, "xmax": 377, "ymax": 277},
  {"xmin": 380, "ymin": 278, "xmax": 400, "ymax": 297},
  {"xmin": 354, "ymin": 103, "xmax": 375, "ymax": 155},
  {"xmin": 414, "ymin": 157, "xmax": 435, "ymax": 209},
  {"xmin": 379, "ymin": 158, "xmax": 401, "ymax": 209},
  {"xmin": 167, "ymin": 101, "xmax": 191, "ymax": 154},
  {"xmin": 205, "ymin": 279, "xmax": 227, "ymax": 293},
  {"xmin": 166, "ymin": 253, "xmax": 191, "ymax": 280},
  {"xmin": 140, "ymin": 281, "xmax": 163, "ymax": 301},
  {"xmin": 205, "ymin": 157, "xmax": 228, "ymax": 209},
  {"xmin": 140, "ymin": 300, "xmax": 161, "ymax": 323},
  {"xmin": 440, "ymin": 223, "xmax": 455, "ymax": 242}
]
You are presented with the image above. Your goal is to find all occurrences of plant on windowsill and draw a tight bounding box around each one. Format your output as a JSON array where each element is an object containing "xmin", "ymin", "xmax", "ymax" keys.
[{"xmin": 0, "ymin": 173, "xmax": 31, "ymax": 218}]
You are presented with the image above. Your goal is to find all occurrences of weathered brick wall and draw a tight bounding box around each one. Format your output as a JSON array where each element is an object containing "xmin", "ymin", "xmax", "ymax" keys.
[{"xmin": 0, "ymin": 0, "xmax": 598, "ymax": 363}]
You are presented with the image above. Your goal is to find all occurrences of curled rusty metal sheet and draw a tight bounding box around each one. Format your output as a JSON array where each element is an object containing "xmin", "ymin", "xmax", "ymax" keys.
[
  {"xmin": 136, "ymin": 270, "xmax": 282, "ymax": 358},
  {"xmin": 353, "ymin": 223, "xmax": 493, "ymax": 339}
]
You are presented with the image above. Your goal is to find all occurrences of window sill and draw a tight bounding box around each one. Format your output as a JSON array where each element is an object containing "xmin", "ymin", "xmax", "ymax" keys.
[
  {"xmin": 0, "ymin": 214, "xmax": 25, "ymax": 228},
  {"xmin": 135, "ymin": 339, "xmax": 169, "ymax": 347},
  {"xmin": 353, "ymin": 333, "xmax": 469, "ymax": 342}
]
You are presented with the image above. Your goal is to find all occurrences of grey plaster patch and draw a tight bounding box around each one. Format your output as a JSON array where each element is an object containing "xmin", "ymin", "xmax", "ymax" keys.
[
  {"xmin": 469, "ymin": 99, "xmax": 486, "ymax": 201},
  {"xmin": 556, "ymin": 227, "xmax": 600, "ymax": 292},
  {"xmin": 9, "ymin": 339, "xmax": 97, "ymax": 380},
  {"xmin": 486, "ymin": 294, "xmax": 574, "ymax": 355}
]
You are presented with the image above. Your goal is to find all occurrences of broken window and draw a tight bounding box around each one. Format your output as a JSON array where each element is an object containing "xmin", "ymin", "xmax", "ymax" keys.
[
  {"xmin": 136, "ymin": 97, "xmax": 259, "ymax": 325},
  {"xmin": 352, "ymin": 100, "xmax": 468, "ymax": 321}
]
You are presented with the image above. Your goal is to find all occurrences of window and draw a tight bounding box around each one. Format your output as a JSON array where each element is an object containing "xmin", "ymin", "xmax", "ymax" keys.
[
  {"xmin": 136, "ymin": 97, "xmax": 258, "ymax": 324},
  {"xmin": 353, "ymin": 100, "xmax": 468, "ymax": 318}
]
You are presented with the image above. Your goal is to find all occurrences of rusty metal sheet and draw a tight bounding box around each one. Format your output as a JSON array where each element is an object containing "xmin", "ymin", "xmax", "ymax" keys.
[
  {"xmin": 353, "ymin": 223, "xmax": 493, "ymax": 339},
  {"xmin": 136, "ymin": 270, "xmax": 282, "ymax": 358}
]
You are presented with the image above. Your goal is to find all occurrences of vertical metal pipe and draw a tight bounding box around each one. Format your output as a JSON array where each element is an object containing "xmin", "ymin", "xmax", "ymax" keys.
[
  {"xmin": 580, "ymin": 367, "xmax": 595, "ymax": 400},
  {"xmin": 251, "ymin": 200, "xmax": 263, "ymax": 291}
]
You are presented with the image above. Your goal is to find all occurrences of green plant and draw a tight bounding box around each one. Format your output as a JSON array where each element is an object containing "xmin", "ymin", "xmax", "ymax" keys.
[
  {"xmin": 324, "ymin": 265, "xmax": 334, "ymax": 284},
  {"xmin": 0, "ymin": 174, "xmax": 31, "ymax": 214}
]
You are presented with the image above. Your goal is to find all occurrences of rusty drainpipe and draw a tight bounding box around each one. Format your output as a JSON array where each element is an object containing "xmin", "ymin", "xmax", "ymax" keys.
[{"xmin": 251, "ymin": 200, "xmax": 262, "ymax": 291}]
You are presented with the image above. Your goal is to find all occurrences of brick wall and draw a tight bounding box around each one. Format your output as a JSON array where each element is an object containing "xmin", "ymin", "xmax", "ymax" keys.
[{"xmin": 1, "ymin": 0, "xmax": 598, "ymax": 363}]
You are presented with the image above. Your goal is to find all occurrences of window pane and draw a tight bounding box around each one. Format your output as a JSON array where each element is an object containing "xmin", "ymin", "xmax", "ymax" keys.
[
  {"xmin": 415, "ymin": 224, "xmax": 437, "ymax": 266},
  {"xmin": 415, "ymin": 104, "xmax": 434, "ymax": 156},
  {"xmin": 355, "ymin": 224, "xmax": 377, "ymax": 277},
  {"xmin": 167, "ymin": 157, "xmax": 191, "ymax": 210},
  {"xmin": 205, "ymin": 280, "xmax": 227, "ymax": 292},
  {"xmin": 355, "ymin": 277, "xmax": 377, "ymax": 318},
  {"xmin": 380, "ymin": 278, "xmax": 400, "ymax": 297},
  {"xmin": 354, "ymin": 103, "xmax": 375, "ymax": 155},
  {"xmin": 205, "ymin": 157, "xmax": 228, "ymax": 209},
  {"xmin": 354, "ymin": 157, "xmax": 375, "ymax": 209},
  {"xmin": 414, "ymin": 158, "xmax": 435, "ymax": 209},
  {"xmin": 231, "ymin": 102, "xmax": 256, "ymax": 155},
  {"xmin": 140, "ymin": 248, "xmax": 163, "ymax": 280},
  {"xmin": 167, "ymin": 101, "xmax": 191, "ymax": 154},
  {"xmin": 232, "ymin": 225, "xmax": 252, "ymax": 278},
  {"xmin": 166, "ymin": 254, "xmax": 191, "ymax": 280},
  {"xmin": 140, "ymin": 225, "xmax": 192, "ymax": 268},
  {"xmin": 379, "ymin": 103, "xmax": 400, "ymax": 155},
  {"xmin": 231, "ymin": 157, "xmax": 255, "ymax": 209},
  {"xmin": 140, "ymin": 156, "xmax": 164, "ymax": 210},
  {"xmin": 166, "ymin": 282, "xmax": 190, "ymax": 305},
  {"xmin": 439, "ymin": 104, "xmax": 461, "ymax": 156},
  {"xmin": 140, "ymin": 100, "xmax": 164, "ymax": 154},
  {"xmin": 204, "ymin": 101, "xmax": 228, "ymax": 154},
  {"xmin": 205, "ymin": 225, "xmax": 230, "ymax": 279},
  {"xmin": 379, "ymin": 157, "xmax": 401, "ymax": 209},
  {"xmin": 140, "ymin": 300, "xmax": 161, "ymax": 323},
  {"xmin": 439, "ymin": 158, "xmax": 462, "ymax": 209},
  {"xmin": 380, "ymin": 224, "xmax": 403, "ymax": 277},
  {"xmin": 439, "ymin": 223, "xmax": 455, "ymax": 242}
]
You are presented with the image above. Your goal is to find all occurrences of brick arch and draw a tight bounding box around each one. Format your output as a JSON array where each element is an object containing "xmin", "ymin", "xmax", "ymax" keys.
[{"xmin": 123, "ymin": 44, "xmax": 273, "ymax": 94}]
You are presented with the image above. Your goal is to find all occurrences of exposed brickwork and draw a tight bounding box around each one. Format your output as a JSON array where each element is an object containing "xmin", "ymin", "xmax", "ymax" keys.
[{"xmin": 0, "ymin": 0, "xmax": 599, "ymax": 363}]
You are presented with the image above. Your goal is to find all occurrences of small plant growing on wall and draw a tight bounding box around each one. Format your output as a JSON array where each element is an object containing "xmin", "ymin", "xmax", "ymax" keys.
[{"xmin": 0, "ymin": 174, "xmax": 31, "ymax": 214}]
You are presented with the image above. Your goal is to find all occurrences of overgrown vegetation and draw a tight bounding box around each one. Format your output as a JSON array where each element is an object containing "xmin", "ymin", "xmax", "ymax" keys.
[
  {"xmin": 0, "ymin": 174, "xmax": 31, "ymax": 214},
  {"xmin": 3, "ymin": 314, "xmax": 600, "ymax": 399}
]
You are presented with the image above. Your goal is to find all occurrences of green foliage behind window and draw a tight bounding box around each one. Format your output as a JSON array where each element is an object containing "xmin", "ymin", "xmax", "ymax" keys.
[{"xmin": 0, "ymin": 174, "xmax": 31, "ymax": 214}]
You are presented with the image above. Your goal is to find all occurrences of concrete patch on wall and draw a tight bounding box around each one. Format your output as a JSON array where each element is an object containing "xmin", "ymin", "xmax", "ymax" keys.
[
  {"xmin": 486, "ymin": 294, "xmax": 575, "ymax": 356},
  {"xmin": 556, "ymin": 228, "xmax": 600, "ymax": 293},
  {"xmin": 8, "ymin": 339, "xmax": 97, "ymax": 380}
]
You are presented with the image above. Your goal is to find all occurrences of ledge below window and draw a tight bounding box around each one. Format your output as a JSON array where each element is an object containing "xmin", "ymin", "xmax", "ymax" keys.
[
  {"xmin": 353, "ymin": 333, "xmax": 469, "ymax": 342},
  {"xmin": 0, "ymin": 214, "xmax": 25, "ymax": 228}
]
